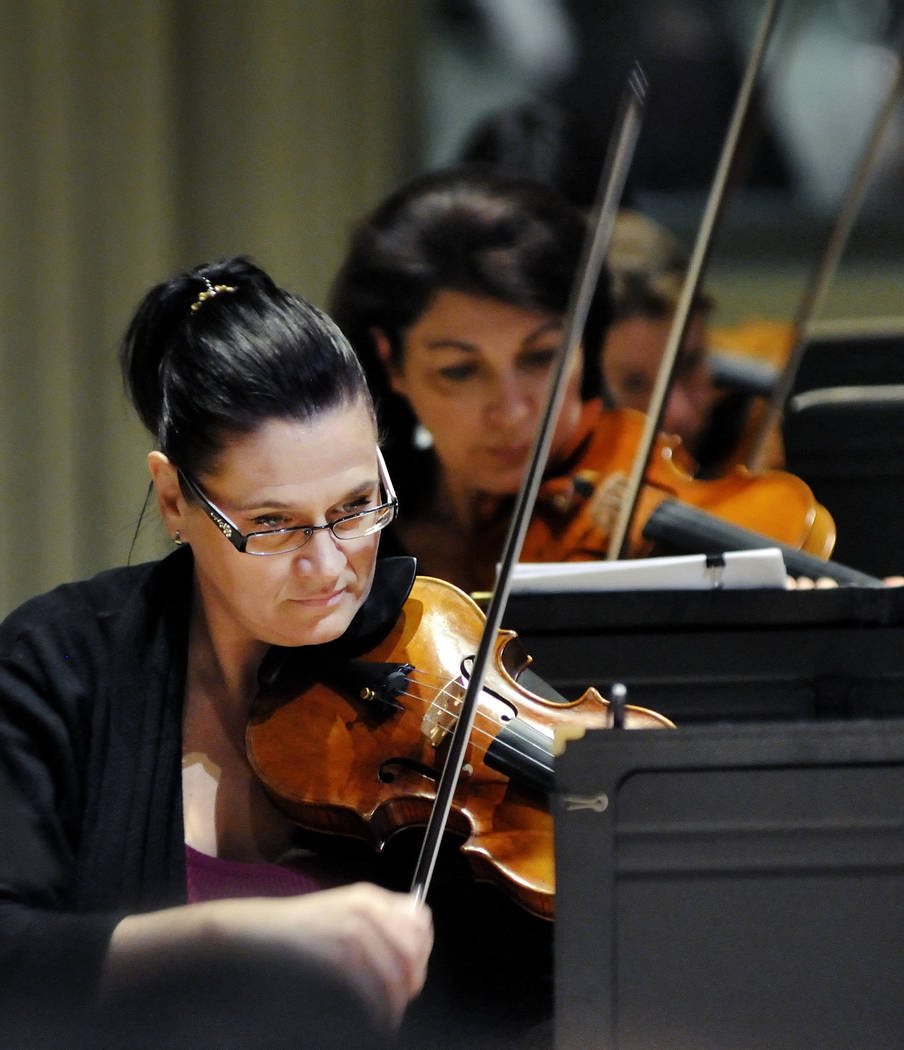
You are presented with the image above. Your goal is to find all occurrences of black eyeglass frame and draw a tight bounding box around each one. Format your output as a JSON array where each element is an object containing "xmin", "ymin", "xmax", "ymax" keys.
[{"xmin": 178, "ymin": 448, "xmax": 398, "ymax": 556}]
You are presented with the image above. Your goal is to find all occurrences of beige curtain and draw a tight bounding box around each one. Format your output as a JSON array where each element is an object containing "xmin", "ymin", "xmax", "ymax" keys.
[{"xmin": 0, "ymin": 1, "xmax": 424, "ymax": 616}]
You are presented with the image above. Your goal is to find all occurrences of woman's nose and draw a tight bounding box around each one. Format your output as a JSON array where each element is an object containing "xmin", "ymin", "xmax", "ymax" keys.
[
  {"xmin": 484, "ymin": 376, "xmax": 535, "ymax": 428},
  {"xmin": 664, "ymin": 383, "xmax": 706, "ymax": 444},
  {"xmin": 292, "ymin": 526, "xmax": 347, "ymax": 576}
]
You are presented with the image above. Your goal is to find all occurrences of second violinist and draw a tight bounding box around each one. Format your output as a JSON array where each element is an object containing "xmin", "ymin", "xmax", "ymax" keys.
[
  {"xmin": 330, "ymin": 165, "xmax": 832, "ymax": 593},
  {"xmin": 603, "ymin": 208, "xmax": 792, "ymax": 477},
  {"xmin": 331, "ymin": 164, "xmax": 618, "ymax": 594}
]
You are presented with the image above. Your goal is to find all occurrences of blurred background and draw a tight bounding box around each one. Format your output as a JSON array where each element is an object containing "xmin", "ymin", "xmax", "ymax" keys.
[{"xmin": 3, "ymin": 0, "xmax": 904, "ymax": 615}]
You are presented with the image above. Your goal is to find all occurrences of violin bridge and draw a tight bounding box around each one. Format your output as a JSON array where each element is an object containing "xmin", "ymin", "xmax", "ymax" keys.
[{"xmin": 422, "ymin": 676, "xmax": 466, "ymax": 749}]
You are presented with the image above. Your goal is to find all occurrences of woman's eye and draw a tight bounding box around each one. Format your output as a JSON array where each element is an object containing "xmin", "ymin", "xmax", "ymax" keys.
[
  {"xmin": 337, "ymin": 493, "xmax": 377, "ymax": 515},
  {"xmin": 621, "ymin": 373, "xmax": 653, "ymax": 398},
  {"xmin": 252, "ymin": 514, "xmax": 289, "ymax": 530},
  {"xmin": 436, "ymin": 362, "xmax": 478, "ymax": 383},
  {"xmin": 676, "ymin": 347, "xmax": 706, "ymax": 378},
  {"xmin": 519, "ymin": 348, "xmax": 558, "ymax": 372}
]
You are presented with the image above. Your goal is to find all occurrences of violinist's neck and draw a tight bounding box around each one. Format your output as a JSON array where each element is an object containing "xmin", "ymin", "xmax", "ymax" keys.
[
  {"xmin": 186, "ymin": 576, "xmax": 267, "ymax": 722},
  {"xmin": 438, "ymin": 470, "xmax": 502, "ymax": 533},
  {"xmin": 392, "ymin": 474, "xmax": 505, "ymax": 592}
]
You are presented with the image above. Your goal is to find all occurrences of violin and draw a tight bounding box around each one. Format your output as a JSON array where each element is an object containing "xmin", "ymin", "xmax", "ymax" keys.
[
  {"xmin": 246, "ymin": 564, "xmax": 672, "ymax": 921},
  {"xmin": 700, "ymin": 320, "xmax": 792, "ymax": 475},
  {"xmin": 523, "ymin": 402, "xmax": 837, "ymax": 565}
]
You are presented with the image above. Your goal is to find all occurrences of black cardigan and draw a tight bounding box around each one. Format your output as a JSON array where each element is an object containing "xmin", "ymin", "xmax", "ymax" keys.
[
  {"xmin": 0, "ymin": 551, "xmax": 191, "ymax": 1007},
  {"xmin": 0, "ymin": 548, "xmax": 411, "ymax": 1048}
]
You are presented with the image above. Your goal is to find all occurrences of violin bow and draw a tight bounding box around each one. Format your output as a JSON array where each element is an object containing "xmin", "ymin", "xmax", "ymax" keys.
[
  {"xmin": 606, "ymin": 0, "xmax": 782, "ymax": 559},
  {"xmin": 410, "ymin": 65, "xmax": 647, "ymax": 908},
  {"xmin": 745, "ymin": 33, "xmax": 904, "ymax": 471}
]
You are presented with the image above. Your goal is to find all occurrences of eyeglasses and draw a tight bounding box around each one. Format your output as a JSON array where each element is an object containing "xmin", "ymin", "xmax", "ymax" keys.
[{"xmin": 178, "ymin": 449, "xmax": 398, "ymax": 556}]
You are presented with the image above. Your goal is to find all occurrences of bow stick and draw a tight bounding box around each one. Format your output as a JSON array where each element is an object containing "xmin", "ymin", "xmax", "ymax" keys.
[
  {"xmin": 410, "ymin": 64, "xmax": 648, "ymax": 907},
  {"xmin": 745, "ymin": 36, "xmax": 904, "ymax": 470},
  {"xmin": 605, "ymin": 0, "xmax": 782, "ymax": 559}
]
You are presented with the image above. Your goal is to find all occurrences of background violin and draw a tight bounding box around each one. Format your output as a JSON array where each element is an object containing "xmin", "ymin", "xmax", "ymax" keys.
[
  {"xmin": 524, "ymin": 403, "xmax": 836, "ymax": 564},
  {"xmin": 246, "ymin": 573, "xmax": 672, "ymax": 920}
]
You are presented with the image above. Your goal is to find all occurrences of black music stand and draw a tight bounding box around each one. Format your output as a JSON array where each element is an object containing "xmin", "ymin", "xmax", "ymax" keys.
[
  {"xmin": 782, "ymin": 384, "xmax": 904, "ymax": 577},
  {"xmin": 789, "ymin": 327, "xmax": 904, "ymax": 400},
  {"xmin": 553, "ymin": 720, "xmax": 904, "ymax": 1050},
  {"xmin": 500, "ymin": 583, "xmax": 904, "ymax": 725}
]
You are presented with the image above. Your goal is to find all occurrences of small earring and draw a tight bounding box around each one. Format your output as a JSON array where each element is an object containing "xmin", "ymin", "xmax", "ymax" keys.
[
  {"xmin": 413, "ymin": 423, "xmax": 434, "ymax": 450},
  {"xmin": 174, "ymin": 531, "xmax": 183, "ymax": 545}
]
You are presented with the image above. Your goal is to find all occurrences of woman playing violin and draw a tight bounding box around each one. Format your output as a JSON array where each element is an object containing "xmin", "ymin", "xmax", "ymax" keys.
[
  {"xmin": 603, "ymin": 210, "xmax": 717, "ymax": 458},
  {"xmin": 0, "ymin": 258, "xmax": 433, "ymax": 1047},
  {"xmin": 330, "ymin": 165, "xmax": 615, "ymax": 594},
  {"xmin": 603, "ymin": 208, "xmax": 790, "ymax": 475}
]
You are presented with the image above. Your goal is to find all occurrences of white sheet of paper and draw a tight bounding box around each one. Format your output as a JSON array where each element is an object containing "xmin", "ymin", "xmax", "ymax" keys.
[{"xmin": 508, "ymin": 548, "xmax": 788, "ymax": 593}]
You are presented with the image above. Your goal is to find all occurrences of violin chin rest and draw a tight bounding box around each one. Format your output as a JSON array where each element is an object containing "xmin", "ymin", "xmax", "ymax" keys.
[{"xmin": 256, "ymin": 557, "xmax": 418, "ymax": 692}]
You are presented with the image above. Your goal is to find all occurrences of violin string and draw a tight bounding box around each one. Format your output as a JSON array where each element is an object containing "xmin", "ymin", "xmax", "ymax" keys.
[
  {"xmin": 376, "ymin": 683, "xmax": 509, "ymax": 760},
  {"xmin": 374, "ymin": 667, "xmax": 565, "ymax": 768},
  {"xmin": 394, "ymin": 684, "xmax": 562, "ymax": 775}
]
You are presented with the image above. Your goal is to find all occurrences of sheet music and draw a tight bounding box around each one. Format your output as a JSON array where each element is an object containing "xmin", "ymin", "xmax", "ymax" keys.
[{"xmin": 508, "ymin": 548, "xmax": 788, "ymax": 593}]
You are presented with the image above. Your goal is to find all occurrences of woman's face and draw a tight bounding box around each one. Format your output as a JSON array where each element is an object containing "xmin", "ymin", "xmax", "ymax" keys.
[
  {"xmin": 163, "ymin": 399, "xmax": 383, "ymax": 651},
  {"xmin": 383, "ymin": 289, "xmax": 583, "ymax": 497},
  {"xmin": 602, "ymin": 312, "xmax": 715, "ymax": 450}
]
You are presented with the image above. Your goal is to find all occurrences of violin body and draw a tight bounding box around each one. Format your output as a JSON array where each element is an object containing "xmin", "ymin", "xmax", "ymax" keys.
[
  {"xmin": 246, "ymin": 575, "xmax": 671, "ymax": 920},
  {"xmin": 524, "ymin": 403, "xmax": 836, "ymax": 564},
  {"xmin": 705, "ymin": 318, "xmax": 793, "ymax": 474}
]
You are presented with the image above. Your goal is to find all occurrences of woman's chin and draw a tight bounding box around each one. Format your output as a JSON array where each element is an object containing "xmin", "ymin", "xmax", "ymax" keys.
[{"xmin": 273, "ymin": 600, "xmax": 359, "ymax": 649}]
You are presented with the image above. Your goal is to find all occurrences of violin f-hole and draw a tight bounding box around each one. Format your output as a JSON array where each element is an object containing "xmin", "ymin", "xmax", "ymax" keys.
[
  {"xmin": 460, "ymin": 655, "xmax": 519, "ymax": 720},
  {"xmin": 379, "ymin": 757, "xmax": 439, "ymax": 784}
]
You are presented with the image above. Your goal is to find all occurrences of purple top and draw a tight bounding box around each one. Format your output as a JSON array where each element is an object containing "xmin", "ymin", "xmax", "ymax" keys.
[{"xmin": 185, "ymin": 845, "xmax": 347, "ymax": 903}]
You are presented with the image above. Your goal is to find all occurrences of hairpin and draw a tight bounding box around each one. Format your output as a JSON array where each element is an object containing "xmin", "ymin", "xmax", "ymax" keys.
[{"xmin": 190, "ymin": 275, "xmax": 237, "ymax": 313}]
